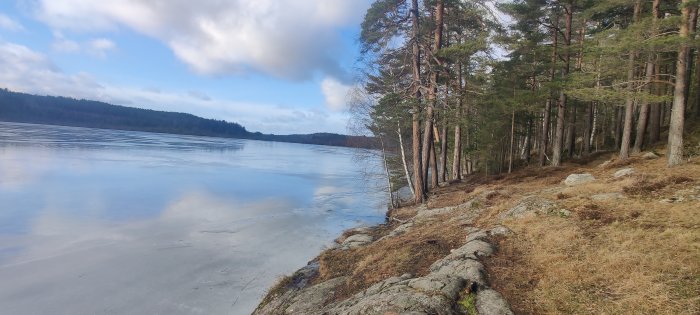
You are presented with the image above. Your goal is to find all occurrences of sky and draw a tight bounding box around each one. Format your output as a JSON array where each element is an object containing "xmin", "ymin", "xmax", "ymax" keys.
[{"xmin": 0, "ymin": 0, "xmax": 374, "ymax": 134}]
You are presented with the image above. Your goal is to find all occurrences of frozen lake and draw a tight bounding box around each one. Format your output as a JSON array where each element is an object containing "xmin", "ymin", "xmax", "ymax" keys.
[{"xmin": 0, "ymin": 122, "xmax": 386, "ymax": 314}]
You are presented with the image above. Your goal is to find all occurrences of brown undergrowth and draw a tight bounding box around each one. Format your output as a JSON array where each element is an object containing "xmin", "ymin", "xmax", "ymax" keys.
[
  {"xmin": 260, "ymin": 149, "xmax": 699, "ymax": 314},
  {"xmin": 483, "ymin": 155, "xmax": 700, "ymax": 315}
]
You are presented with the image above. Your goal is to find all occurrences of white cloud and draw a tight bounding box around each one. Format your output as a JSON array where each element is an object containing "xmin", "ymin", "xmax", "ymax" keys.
[
  {"xmin": 87, "ymin": 38, "xmax": 116, "ymax": 57},
  {"xmin": 29, "ymin": 0, "xmax": 371, "ymax": 80},
  {"xmin": 0, "ymin": 40, "xmax": 349, "ymax": 134},
  {"xmin": 51, "ymin": 32, "xmax": 116, "ymax": 57},
  {"xmin": 321, "ymin": 77, "xmax": 352, "ymax": 111},
  {"xmin": 0, "ymin": 14, "xmax": 23, "ymax": 31}
]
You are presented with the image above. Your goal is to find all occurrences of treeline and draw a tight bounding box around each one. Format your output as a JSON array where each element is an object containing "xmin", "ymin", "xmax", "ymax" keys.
[
  {"xmin": 0, "ymin": 89, "xmax": 374, "ymax": 148},
  {"xmin": 354, "ymin": 0, "xmax": 700, "ymax": 205}
]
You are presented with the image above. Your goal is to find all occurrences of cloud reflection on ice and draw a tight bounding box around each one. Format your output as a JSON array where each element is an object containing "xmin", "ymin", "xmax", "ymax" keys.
[{"xmin": 0, "ymin": 122, "xmax": 386, "ymax": 314}]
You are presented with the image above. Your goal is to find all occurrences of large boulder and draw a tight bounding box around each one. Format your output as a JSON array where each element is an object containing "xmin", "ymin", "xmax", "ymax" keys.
[
  {"xmin": 613, "ymin": 168, "xmax": 635, "ymax": 178},
  {"xmin": 564, "ymin": 173, "xmax": 595, "ymax": 186}
]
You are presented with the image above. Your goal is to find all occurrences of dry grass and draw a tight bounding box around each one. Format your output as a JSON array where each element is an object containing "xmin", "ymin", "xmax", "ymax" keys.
[
  {"xmin": 485, "ymin": 156, "xmax": 700, "ymax": 315},
  {"xmin": 316, "ymin": 216, "xmax": 466, "ymax": 302}
]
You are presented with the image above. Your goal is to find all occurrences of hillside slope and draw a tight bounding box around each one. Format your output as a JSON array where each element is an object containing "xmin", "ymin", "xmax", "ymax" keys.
[{"xmin": 255, "ymin": 148, "xmax": 700, "ymax": 314}]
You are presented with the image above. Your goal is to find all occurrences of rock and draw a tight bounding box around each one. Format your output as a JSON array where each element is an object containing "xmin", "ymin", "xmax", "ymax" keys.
[
  {"xmin": 642, "ymin": 152, "xmax": 659, "ymax": 159},
  {"xmin": 465, "ymin": 230, "xmax": 489, "ymax": 243},
  {"xmin": 591, "ymin": 193, "xmax": 626, "ymax": 201},
  {"xmin": 341, "ymin": 234, "xmax": 373, "ymax": 249},
  {"xmin": 564, "ymin": 173, "xmax": 595, "ymax": 186},
  {"xmin": 447, "ymin": 240, "xmax": 494, "ymax": 260},
  {"xmin": 500, "ymin": 196, "xmax": 558, "ymax": 219},
  {"xmin": 660, "ymin": 196, "xmax": 685, "ymax": 203},
  {"xmin": 489, "ymin": 225, "xmax": 512, "ymax": 237},
  {"xmin": 284, "ymin": 277, "xmax": 348, "ymax": 314},
  {"xmin": 558, "ymin": 209, "xmax": 571, "ymax": 217},
  {"xmin": 476, "ymin": 289, "xmax": 514, "ymax": 315},
  {"xmin": 613, "ymin": 168, "xmax": 635, "ymax": 178}
]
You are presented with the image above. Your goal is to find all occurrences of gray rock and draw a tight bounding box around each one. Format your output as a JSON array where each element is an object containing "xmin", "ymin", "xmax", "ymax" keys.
[
  {"xmin": 465, "ymin": 230, "xmax": 489, "ymax": 242},
  {"xmin": 591, "ymin": 193, "xmax": 626, "ymax": 201},
  {"xmin": 489, "ymin": 225, "xmax": 512, "ymax": 237},
  {"xmin": 642, "ymin": 152, "xmax": 659, "ymax": 159},
  {"xmin": 500, "ymin": 196, "xmax": 558, "ymax": 219},
  {"xmin": 614, "ymin": 168, "xmax": 635, "ymax": 178},
  {"xmin": 476, "ymin": 289, "xmax": 514, "ymax": 315},
  {"xmin": 341, "ymin": 234, "xmax": 373, "ymax": 249},
  {"xmin": 564, "ymin": 173, "xmax": 595, "ymax": 186},
  {"xmin": 284, "ymin": 277, "xmax": 348, "ymax": 314}
]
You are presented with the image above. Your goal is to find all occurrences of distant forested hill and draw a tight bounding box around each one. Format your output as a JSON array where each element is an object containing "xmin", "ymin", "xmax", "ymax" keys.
[{"xmin": 0, "ymin": 89, "xmax": 375, "ymax": 148}]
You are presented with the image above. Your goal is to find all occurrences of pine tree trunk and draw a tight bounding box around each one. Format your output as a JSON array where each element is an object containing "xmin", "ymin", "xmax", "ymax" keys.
[
  {"xmin": 452, "ymin": 62, "xmax": 464, "ymax": 180},
  {"xmin": 668, "ymin": 1, "xmax": 696, "ymax": 166},
  {"xmin": 509, "ymin": 109, "xmax": 515, "ymax": 173},
  {"xmin": 439, "ymin": 116, "xmax": 448, "ymax": 183},
  {"xmin": 410, "ymin": 0, "xmax": 424, "ymax": 203},
  {"xmin": 650, "ymin": 61, "xmax": 662, "ymax": 142},
  {"xmin": 430, "ymin": 141, "xmax": 438, "ymax": 187},
  {"xmin": 633, "ymin": 55, "xmax": 655, "ymax": 153},
  {"xmin": 420, "ymin": 0, "xmax": 444, "ymax": 191},
  {"xmin": 566, "ymin": 104, "xmax": 576, "ymax": 157},
  {"xmin": 397, "ymin": 124, "xmax": 414, "ymax": 198},
  {"xmin": 552, "ymin": 4, "xmax": 572, "ymax": 167},
  {"xmin": 583, "ymin": 101, "xmax": 594, "ymax": 155},
  {"xmin": 379, "ymin": 137, "xmax": 396, "ymax": 209},
  {"xmin": 540, "ymin": 15, "xmax": 558, "ymax": 166},
  {"xmin": 620, "ymin": 0, "xmax": 642, "ymax": 160}
]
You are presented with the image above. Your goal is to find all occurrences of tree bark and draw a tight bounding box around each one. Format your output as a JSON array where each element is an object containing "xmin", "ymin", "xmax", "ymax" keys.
[
  {"xmin": 552, "ymin": 2, "xmax": 572, "ymax": 167},
  {"xmin": 397, "ymin": 124, "xmax": 414, "ymax": 198},
  {"xmin": 452, "ymin": 62, "xmax": 464, "ymax": 180},
  {"xmin": 421, "ymin": 0, "xmax": 444, "ymax": 191},
  {"xmin": 379, "ymin": 137, "xmax": 396, "ymax": 209},
  {"xmin": 668, "ymin": 0, "xmax": 697, "ymax": 166},
  {"xmin": 410, "ymin": 0, "xmax": 424, "ymax": 203},
  {"xmin": 620, "ymin": 0, "xmax": 642, "ymax": 160},
  {"xmin": 439, "ymin": 113, "xmax": 448, "ymax": 183},
  {"xmin": 539, "ymin": 15, "xmax": 559, "ymax": 166},
  {"xmin": 634, "ymin": 0, "xmax": 661, "ymax": 152},
  {"xmin": 508, "ymin": 109, "xmax": 515, "ymax": 173}
]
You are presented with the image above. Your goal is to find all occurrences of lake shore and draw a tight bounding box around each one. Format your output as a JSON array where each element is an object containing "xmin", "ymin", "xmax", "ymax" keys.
[{"xmin": 254, "ymin": 151, "xmax": 700, "ymax": 314}]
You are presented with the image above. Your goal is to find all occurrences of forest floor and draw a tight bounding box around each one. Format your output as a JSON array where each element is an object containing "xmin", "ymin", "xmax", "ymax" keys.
[{"xmin": 256, "ymin": 141, "xmax": 700, "ymax": 314}]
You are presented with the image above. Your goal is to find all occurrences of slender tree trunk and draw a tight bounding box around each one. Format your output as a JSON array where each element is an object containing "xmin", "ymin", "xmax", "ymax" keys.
[
  {"xmin": 615, "ymin": 106, "xmax": 623, "ymax": 149},
  {"xmin": 397, "ymin": 124, "xmax": 414, "ymax": 198},
  {"xmin": 525, "ymin": 116, "xmax": 532, "ymax": 162},
  {"xmin": 552, "ymin": 3, "xmax": 572, "ymax": 167},
  {"xmin": 439, "ymin": 114, "xmax": 448, "ymax": 183},
  {"xmin": 379, "ymin": 137, "xmax": 396, "ymax": 209},
  {"xmin": 668, "ymin": 1, "xmax": 697, "ymax": 166},
  {"xmin": 650, "ymin": 60, "xmax": 662, "ymax": 142},
  {"xmin": 430, "ymin": 141, "xmax": 438, "ymax": 187},
  {"xmin": 421, "ymin": 0, "xmax": 444, "ymax": 191},
  {"xmin": 452, "ymin": 62, "xmax": 464, "ymax": 180},
  {"xmin": 583, "ymin": 101, "xmax": 594, "ymax": 155},
  {"xmin": 566, "ymin": 104, "xmax": 576, "ymax": 157},
  {"xmin": 508, "ymin": 109, "xmax": 515, "ymax": 173},
  {"xmin": 634, "ymin": 0, "xmax": 660, "ymax": 153},
  {"xmin": 410, "ymin": 0, "xmax": 424, "ymax": 203},
  {"xmin": 590, "ymin": 103, "xmax": 598, "ymax": 148},
  {"xmin": 539, "ymin": 16, "xmax": 558, "ymax": 166},
  {"xmin": 620, "ymin": 0, "xmax": 642, "ymax": 160}
]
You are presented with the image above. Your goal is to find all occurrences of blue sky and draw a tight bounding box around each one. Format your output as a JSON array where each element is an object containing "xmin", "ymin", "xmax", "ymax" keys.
[{"xmin": 0, "ymin": 1, "xmax": 373, "ymax": 134}]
